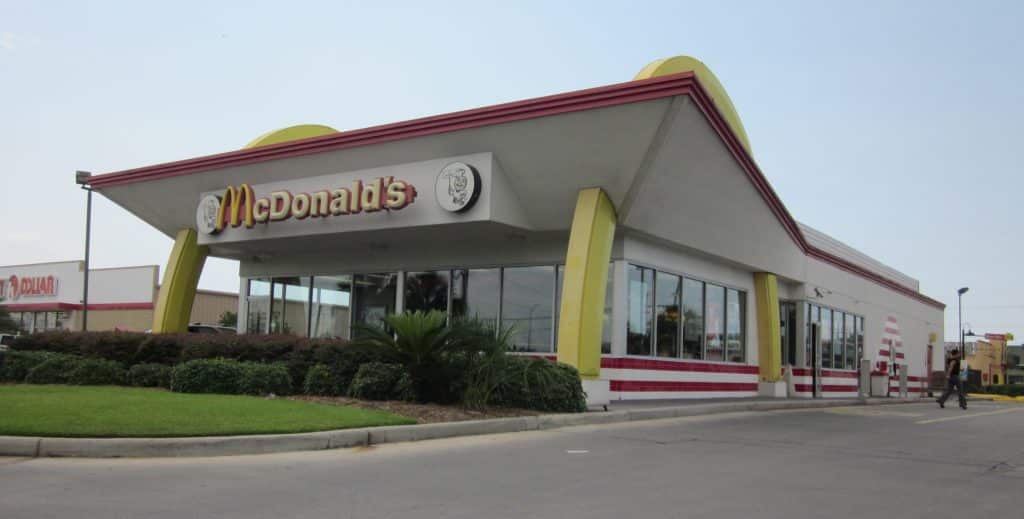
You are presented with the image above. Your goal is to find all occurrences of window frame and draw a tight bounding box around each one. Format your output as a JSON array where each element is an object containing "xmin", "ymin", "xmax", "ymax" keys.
[{"xmin": 624, "ymin": 262, "xmax": 748, "ymax": 364}]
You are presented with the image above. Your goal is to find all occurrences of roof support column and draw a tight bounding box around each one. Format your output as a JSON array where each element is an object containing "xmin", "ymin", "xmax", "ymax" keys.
[
  {"xmin": 557, "ymin": 188, "xmax": 616, "ymax": 407},
  {"xmin": 152, "ymin": 228, "xmax": 208, "ymax": 333},
  {"xmin": 754, "ymin": 272, "xmax": 786, "ymax": 396}
]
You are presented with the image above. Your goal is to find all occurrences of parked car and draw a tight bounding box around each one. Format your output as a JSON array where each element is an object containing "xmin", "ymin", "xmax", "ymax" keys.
[
  {"xmin": 187, "ymin": 323, "xmax": 236, "ymax": 334},
  {"xmin": 144, "ymin": 324, "xmax": 237, "ymax": 334},
  {"xmin": 0, "ymin": 333, "xmax": 18, "ymax": 351}
]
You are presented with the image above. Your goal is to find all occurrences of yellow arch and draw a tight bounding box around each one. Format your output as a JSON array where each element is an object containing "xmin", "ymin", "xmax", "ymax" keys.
[
  {"xmin": 635, "ymin": 55, "xmax": 752, "ymax": 156},
  {"xmin": 244, "ymin": 124, "xmax": 339, "ymax": 149}
]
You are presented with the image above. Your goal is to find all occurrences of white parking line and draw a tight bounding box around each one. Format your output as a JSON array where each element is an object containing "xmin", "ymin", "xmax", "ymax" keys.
[{"xmin": 916, "ymin": 406, "xmax": 1024, "ymax": 424}]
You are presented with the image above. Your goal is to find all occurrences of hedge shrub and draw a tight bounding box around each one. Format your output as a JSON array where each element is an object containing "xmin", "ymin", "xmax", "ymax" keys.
[
  {"xmin": 238, "ymin": 363, "xmax": 292, "ymax": 396},
  {"xmin": 170, "ymin": 358, "xmax": 246, "ymax": 394},
  {"xmin": 67, "ymin": 358, "xmax": 126, "ymax": 386},
  {"xmin": 303, "ymin": 363, "xmax": 345, "ymax": 396},
  {"xmin": 128, "ymin": 363, "xmax": 173, "ymax": 388},
  {"xmin": 312, "ymin": 343, "xmax": 394, "ymax": 393},
  {"xmin": 348, "ymin": 362, "xmax": 414, "ymax": 401},
  {"xmin": 0, "ymin": 351, "xmax": 70, "ymax": 382},
  {"xmin": 25, "ymin": 355, "xmax": 81, "ymax": 385},
  {"xmin": 492, "ymin": 356, "xmax": 587, "ymax": 413},
  {"xmin": 134, "ymin": 334, "xmax": 185, "ymax": 365}
]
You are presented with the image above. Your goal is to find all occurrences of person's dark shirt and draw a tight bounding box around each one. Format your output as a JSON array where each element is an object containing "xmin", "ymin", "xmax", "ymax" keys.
[{"xmin": 948, "ymin": 357, "xmax": 961, "ymax": 376}]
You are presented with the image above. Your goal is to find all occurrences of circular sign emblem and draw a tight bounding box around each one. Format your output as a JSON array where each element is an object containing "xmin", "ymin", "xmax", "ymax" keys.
[
  {"xmin": 435, "ymin": 162, "xmax": 481, "ymax": 213},
  {"xmin": 196, "ymin": 194, "xmax": 222, "ymax": 235}
]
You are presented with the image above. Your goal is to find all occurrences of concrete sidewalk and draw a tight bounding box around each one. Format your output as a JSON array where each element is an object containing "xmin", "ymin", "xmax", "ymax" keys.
[{"xmin": 0, "ymin": 397, "xmax": 923, "ymax": 459}]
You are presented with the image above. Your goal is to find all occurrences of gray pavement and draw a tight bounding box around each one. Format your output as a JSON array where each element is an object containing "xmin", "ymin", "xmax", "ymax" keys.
[{"xmin": 2, "ymin": 400, "xmax": 1023, "ymax": 519}]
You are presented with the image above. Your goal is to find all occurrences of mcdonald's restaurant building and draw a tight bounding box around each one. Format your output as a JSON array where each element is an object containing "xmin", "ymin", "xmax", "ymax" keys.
[{"xmin": 88, "ymin": 56, "xmax": 945, "ymax": 405}]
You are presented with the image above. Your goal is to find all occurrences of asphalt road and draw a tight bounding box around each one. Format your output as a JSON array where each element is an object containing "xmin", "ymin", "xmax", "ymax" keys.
[{"xmin": 3, "ymin": 400, "xmax": 1023, "ymax": 519}]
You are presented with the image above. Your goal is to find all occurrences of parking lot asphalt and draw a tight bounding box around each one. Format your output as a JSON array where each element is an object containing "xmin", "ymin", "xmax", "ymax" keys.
[{"xmin": 2, "ymin": 399, "xmax": 1022, "ymax": 519}]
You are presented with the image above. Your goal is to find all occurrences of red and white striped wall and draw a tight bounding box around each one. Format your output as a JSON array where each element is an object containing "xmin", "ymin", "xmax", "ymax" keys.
[
  {"xmin": 890, "ymin": 375, "xmax": 928, "ymax": 395},
  {"xmin": 789, "ymin": 368, "xmax": 860, "ymax": 398},
  {"xmin": 601, "ymin": 357, "xmax": 759, "ymax": 400},
  {"xmin": 874, "ymin": 316, "xmax": 904, "ymax": 374},
  {"xmin": 526, "ymin": 354, "xmax": 759, "ymax": 399}
]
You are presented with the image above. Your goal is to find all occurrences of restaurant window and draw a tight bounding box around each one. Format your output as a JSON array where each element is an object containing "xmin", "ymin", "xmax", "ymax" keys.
[
  {"xmin": 845, "ymin": 313, "xmax": 857, "ymax": 370},
  {"xmin": 404, "ymin": 271, "xmax": 451, "ymax": 316},
  {"xmin": 682, "ymin": 278, "xmax": 704, "ymax": 359},
  {"xmin": 246, "ymin": 278, "xmax": 272, "ymax": 334},
  {"xmin": 820, "ymin": 308, "xmax": 833, "ymax": 369},
  {"xmin": 804, "ymin": 304, "xmax": 815, "ymax": 366},
  {"xmin": 601, "ymin": 263, "xmax": 614, "ymax": 354},
  {"xmin": 856, "ymin": 316, "xmax": 865, "ymax": 369},
  {"xmin": 655, "ymin": 271, "xmax": 681, "ymax": 358},
  {"xmin": 726, "ymin": 288, "xmax": 745, "ymax": 362},
  {"xmin": 833, "ymin": 311, "xmax": 845, "ymax": 369},
  {"xmin": 502, "ymin": 266, "xmax": 555, "ymax": 352},
  {"xmin": 354, "ymin": 273, "xmax": 397, "ymax": 331},
  {"xmin": 451, "ymin": 268, "xmax": 500, "ymax": 327},
  {"xmin": 704, "ymin": 284, "xmax": 726, "ymax": 361},
  {"xmin": 310, "ymin": 275, "xmax": 353, "ymax": 339},
  {"xmin": 627, "ymin": 265, "xmax": 654, "ymax": 356},
  {"xmin": 271, "ymin": 277, "xmax": 310, "ymax": 336}
]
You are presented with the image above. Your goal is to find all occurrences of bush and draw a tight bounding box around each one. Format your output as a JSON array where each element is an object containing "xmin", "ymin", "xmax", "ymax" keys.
[
  {"xmin": 79, "ymin": 332, "xmax": 149, "ymax": 365},
  {"xmin": 492, "ymin": 356, "xmax": 586, "ymax": 413},
  {"xmin": 0, "ymin": 351, "xmax": 69, "ymax": 382},
  {"xmin": 350, "ymin": 311, "xmax": 487, "ymax": 404},
  {"xmin": 9, "ymin": 331, "xmax": 82, "ymax": 354},
  {"xmin": 348, "ymin": 362, "xmax": 413, "ymax": 401},
  {"xmin": 170, "ymin": 358, "xmax": 246, "ymax": 394},
  {"xmin": 303, "ymin": 364, "xmax": 345, "ymax": 396},
  {"xmin": 68, "ymin": 358, "xmax": 126, "ymax": 386},
  {"xmin": 129, "ymin": 363, "xmax": 173, "ymax": 388},
  {"xmin": 238, "ymin": 363, "xmax": 292, "ymax": 396},
  {"xmin": 312, "ymin": 343, "xmax": 394, "ymax": 395},
  {"xmin": 12, "ymin": 331, "xmax": 351, "ymax": 371},
  {"xmin": 133, "ymin": 334, "xmax": 185, "ymax": 365},
  {"xmin": 25, "ymin": 355, "xmax": 81, "ymax": 385}
]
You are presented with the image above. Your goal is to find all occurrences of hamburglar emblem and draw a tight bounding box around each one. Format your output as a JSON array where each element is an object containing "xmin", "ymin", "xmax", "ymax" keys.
[{"xmin": 435, "ymin": 162, "xmax": 481, "ymax": 213}]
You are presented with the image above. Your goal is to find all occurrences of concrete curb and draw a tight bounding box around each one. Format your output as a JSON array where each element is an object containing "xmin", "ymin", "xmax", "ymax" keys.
[{"xmin": 0, "ymin": 397, "xmax": 923, "ymax": 459}]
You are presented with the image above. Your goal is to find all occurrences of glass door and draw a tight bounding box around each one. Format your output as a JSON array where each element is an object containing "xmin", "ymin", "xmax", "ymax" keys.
[{"xmin": 779, "ymin": 302, "xmax": 798, "ymax": 366}]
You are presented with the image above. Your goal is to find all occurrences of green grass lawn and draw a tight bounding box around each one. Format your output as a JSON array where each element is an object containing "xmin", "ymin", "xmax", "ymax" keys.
[{"xmin": 0, "ymin": 385, "xmax": 415, "ymax": 438}]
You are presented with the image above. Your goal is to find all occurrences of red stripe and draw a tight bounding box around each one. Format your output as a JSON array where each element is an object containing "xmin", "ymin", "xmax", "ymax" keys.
[
  {"xmin": 602, "ymin": 357, "xmax": 759, "ymax": 374},
  {"xmin": 884, "ymin": 327, "xmax": 900, "ymax": 334},
  {"xmin": 895, "ymin": 353, "xmax": 905, "ymax": 359},
  {"xmin": 791, "ymin": 368, "xmax": 859, "ymax": 378},
  {"xmin": 4, "ymin": 302, "xmax": 154, "ymax": 311},
  {"xmin": 794, "ymin": 384, "xmax": 859, "ymax": 393},
  {"xmin": 611, "ymin": 380, "xmax": 758, "ymax": 392},
  {"xmin": 821, "ymin": 369, "xmax": 858, "ymax": 379},
  {"xmin": 887, "ymin": 317, "xmax": 898, "ymax": 323},
  {"xmin": 85, "ymin": 69, "xmax": 944, "ymax": 311}
]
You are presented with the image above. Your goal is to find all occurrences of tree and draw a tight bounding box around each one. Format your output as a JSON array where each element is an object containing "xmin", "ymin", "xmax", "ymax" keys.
[
  {"xmin": 0, "ymin": 302, "xmax": 20, "ymax": 333},
  {"xmin": 218, "ymin": 311, "xmax": 238, "ymax": 328}
]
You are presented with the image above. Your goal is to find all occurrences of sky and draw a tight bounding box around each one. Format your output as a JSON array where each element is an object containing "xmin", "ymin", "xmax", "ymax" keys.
[{"xmin": 1, "ymin": 1, "xmax": 1021, "ymax": 341}]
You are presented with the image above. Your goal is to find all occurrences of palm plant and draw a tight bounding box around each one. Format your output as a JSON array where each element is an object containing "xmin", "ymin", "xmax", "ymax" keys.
[{"xmin": 350, "ymin": 310, "xmax": 498, "ymax": 403}]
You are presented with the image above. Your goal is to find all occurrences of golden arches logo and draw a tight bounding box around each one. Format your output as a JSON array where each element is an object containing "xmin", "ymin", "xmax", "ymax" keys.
[{"xmin": 215, "ymin": 184, "xmax": 255, "ymax": 232}]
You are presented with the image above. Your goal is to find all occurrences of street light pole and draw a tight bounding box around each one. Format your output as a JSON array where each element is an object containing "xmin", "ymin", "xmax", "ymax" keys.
[
  {"xmin": 76, "ymin": 171, "xmax": 93, "ymax": 332},
  {"xmin": 957, "ymin": 287, "xmax": 969, "ymax": 390}
]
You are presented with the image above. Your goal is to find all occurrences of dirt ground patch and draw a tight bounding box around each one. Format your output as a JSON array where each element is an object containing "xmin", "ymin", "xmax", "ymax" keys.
[{"xmin": 289, "ymin": 395, "xmax": 543, "ymax": 424}]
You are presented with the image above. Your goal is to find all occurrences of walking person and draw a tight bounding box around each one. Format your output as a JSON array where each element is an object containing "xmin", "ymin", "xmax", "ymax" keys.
[{"xmin": 937, "ymin": 350, "xmax": 967, "ymax": 409}]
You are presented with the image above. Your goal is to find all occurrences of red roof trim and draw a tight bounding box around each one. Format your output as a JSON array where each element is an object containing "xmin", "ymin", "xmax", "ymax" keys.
[
  {"xmin": 89, "ymin": 73, "xmax": 699, "ymax": 188},
  {"xmin": 87, "ymin": 72, "xmax": 945, "ymax": 310},
  {"xmin": 4, "ymin": 302, "xmax": 154, "ymax": 312}
]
